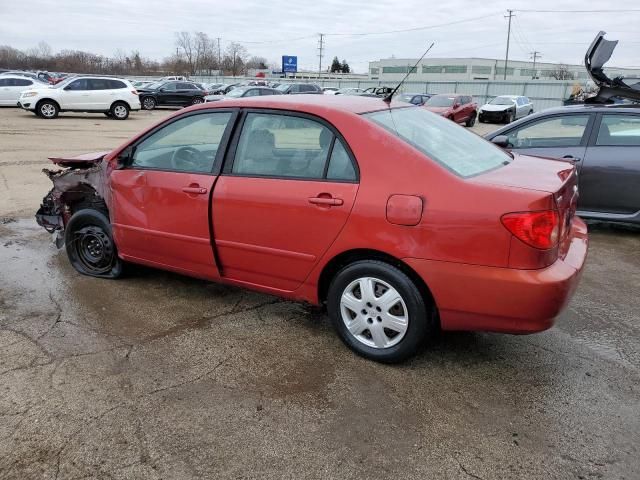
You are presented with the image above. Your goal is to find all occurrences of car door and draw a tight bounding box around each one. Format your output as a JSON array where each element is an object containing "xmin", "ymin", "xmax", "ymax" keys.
[
  {"xmin": 157, "ymin": 82, "xmax": 178, "ymax": 106},
  {"xmin": 453, "ymin": 96, "xmax": 466, "ymax": 123},
  {"xmin": 0, "ymin": 78, "xmax": 14, "ymax": 105},
  {"xmin": 85, "ymin": 78, "xmax": 111, "ymax": 110},
  {"xmin": 176, "ymin": 82, "xmax": 198, "ymax": 105},
  {"xmin": 109, "ymin": 110, "xmax": 236, "ymax": 279},
  {"xmin": 212, "ymin": 110, "xmax": 359, "ymax": 291},
  {"xmin": 61, "ymin": 78, "xmax": 91, "ymax": 109},
  {"xmin": 500, "ymin": 113, "xmax": 595, "ymax": 168},
  {"xmin": 579, "ymin": 112, "xmax": 640, "ymax": 215}
]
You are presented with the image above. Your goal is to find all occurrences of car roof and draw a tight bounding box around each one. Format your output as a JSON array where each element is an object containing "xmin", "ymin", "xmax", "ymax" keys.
[
  {"xmin": 190, "ymin": 94, "xmax": 407, "ymax": 115},
  {"xmin": 533, "ymin": 104, "xmax": 640, "ymax": 114}
]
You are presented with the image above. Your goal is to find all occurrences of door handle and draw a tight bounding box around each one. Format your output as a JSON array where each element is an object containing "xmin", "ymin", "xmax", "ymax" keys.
[
  {"xmin": 308, "ymin": 196, "xmax": 343, "ymax": 206},
  {"xmin": 562, "ymin": 155, "xmax": 581, "ymax": 162},
  {"xmin": 182, "ymin": 186, "xmax": 208, "ymax": 194}
]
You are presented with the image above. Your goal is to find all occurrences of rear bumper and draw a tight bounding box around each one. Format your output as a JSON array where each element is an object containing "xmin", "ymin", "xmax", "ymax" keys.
[{"xmin": 405, "ymin": 218, "xmax": 588, "ymax": 334}]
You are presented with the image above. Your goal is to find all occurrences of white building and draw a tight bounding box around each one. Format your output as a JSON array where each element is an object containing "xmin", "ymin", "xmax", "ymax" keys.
[{"xmin": 368, "ymin": 57, "xmax": 640, "ymax": 83}]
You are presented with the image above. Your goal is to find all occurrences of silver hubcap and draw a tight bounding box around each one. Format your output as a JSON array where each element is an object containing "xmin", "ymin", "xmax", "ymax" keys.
[
  {"xmin": 113, "ymin": 105, "xmax": 127, "ymax": 117},
  {"xmin": 340, "ymin": 277, "xmax": 409, "ymax": 349},
  {"xmin": 41, "ymin": 104, "xmax": 55, "ymax": 117},
  {"xmin": 192, "ymin": 98, "xmax": 203, "ymax": 104}
]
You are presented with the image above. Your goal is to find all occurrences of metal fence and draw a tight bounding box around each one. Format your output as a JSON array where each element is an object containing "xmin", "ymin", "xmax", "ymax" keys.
[{"xmin": 132, "ymin": 75, "xmax": 580, "ymax": 111}]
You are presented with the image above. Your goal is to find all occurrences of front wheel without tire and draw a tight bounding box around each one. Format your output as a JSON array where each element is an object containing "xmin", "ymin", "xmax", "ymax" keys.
[
  {"xmin": 65, "ymin": 209, "xmax": 123, "ymax": 279},
  {"xmin": 327, "ymin": 260, "xmax": 435, "ymax": 362}
]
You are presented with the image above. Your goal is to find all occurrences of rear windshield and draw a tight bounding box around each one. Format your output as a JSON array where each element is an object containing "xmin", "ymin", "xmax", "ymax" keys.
[
  {"xmin": 426, "ymin": 95, "xmax": 455, "ymax": 107},
  {"xmin": 364, "ymin": 107, "xmax": 511, "ymax": 177}
]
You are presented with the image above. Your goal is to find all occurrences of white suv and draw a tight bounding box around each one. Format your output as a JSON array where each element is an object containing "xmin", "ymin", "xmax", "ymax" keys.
[{"xmin": 18, "ymin": 76, "xmax": 141, "ymax": 120}]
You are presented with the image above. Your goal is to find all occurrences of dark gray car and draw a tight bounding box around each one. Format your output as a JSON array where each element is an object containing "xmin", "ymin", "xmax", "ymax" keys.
[{"xmin": 485, "ymin": 105, "xmax": 640, "ymax": 225}]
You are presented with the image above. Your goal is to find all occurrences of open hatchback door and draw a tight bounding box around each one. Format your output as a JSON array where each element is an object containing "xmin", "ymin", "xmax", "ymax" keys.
[{"xmin": 585, "ymin": 31, "xmax": 640, "ymax": 103}]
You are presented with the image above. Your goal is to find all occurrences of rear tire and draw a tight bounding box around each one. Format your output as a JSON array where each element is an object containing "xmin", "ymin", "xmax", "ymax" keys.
[
  {"xmin": 110, "ymin": 102, "xmax": 129, "ymax": 120},
  {"xmin": 37, "ymin": 100, "xmax": 59, "ymax": 119},
  {"xmin": 465, "ymin": 111, "xmax": 476, "ymax": 127},
  {"xmin": 505, "ymin": 111, "xmax": 514, "ymax": 124},
  {"xmin": 190, "ymin": 97, "xmax": 204, "ymax": 105},
  {"xmin": 65, "ymin": 209, "xmax": 123, "ymax": 279},
  {"xmin": 327, "ymin": 260, "xmax": 435, "ymax": 363}
]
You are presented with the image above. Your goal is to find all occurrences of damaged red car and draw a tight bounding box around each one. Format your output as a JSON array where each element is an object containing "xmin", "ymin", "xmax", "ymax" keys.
[{"xmin": 36, "ymin": 95, "xmax": 588, "ymax": 362}]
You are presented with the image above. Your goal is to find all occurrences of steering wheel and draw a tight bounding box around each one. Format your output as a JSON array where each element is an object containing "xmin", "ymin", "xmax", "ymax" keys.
[{"xmin": 170, "ymin": 146, "xmax": 205, "ymax": 170}]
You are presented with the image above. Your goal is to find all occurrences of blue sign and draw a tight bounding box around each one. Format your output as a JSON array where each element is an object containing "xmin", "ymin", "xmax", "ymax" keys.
[{"xmin": 282, "ymin": 55, "xmax": 298, "ymax": 73}]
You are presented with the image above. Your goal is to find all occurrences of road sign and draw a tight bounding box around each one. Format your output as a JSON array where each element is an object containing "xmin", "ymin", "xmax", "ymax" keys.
[{"xmin": 282, "ymin": 56, "xmax": 298, "ymax": 73}]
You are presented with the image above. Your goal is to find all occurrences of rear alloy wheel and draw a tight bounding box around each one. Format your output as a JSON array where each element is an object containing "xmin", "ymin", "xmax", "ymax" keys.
[
  {"xmin": 110, "ymin": 102, "xmax": 129, "ymax": 120},
  {"xmin": 505, "ymin": 110, "xmax": 514, "ymax": 124},
  {"xmin": 65, "ymin": 209, "xmax": 123, "ymax": 279},
  {"xmin": 191, "ymin": 97, "xmax": 204, "ymax": 105},
  {"xmin": 327, "ymin": 260, "xmax": 435, "ymax": 362},
  {"xmin": 142, "ymin": 97, "xmax": 156, "ymax": 110},
  {"xmin": 38, "ymin": 101, "xmax": 59, "ymax": 119}
]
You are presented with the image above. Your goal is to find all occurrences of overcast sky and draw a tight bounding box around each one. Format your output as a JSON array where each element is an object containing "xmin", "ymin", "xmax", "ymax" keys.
[{"xmin": 2, "ymin": 0, "xmax": 639, "ymax": 72}]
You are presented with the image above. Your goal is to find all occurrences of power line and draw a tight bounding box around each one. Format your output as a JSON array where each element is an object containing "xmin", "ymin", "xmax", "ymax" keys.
[{"xmin": 516, "ymin": 8, "xmax": 640, "ymax": 13}]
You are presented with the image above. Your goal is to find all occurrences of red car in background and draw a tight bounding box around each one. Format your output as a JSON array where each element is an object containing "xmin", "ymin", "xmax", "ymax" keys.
[
  {"xmin": 36, "ymin": 95, "xmax": 587, "ymax": 362},
  {"xmin": 425, "ymin": 93, "xmax": 478, "ymax": 127}
]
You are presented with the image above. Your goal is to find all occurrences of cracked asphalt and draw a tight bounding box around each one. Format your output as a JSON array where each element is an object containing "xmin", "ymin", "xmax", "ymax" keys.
[{"xmin": 1, "ymin": 108, "xmax": 639, "ymax": 479}]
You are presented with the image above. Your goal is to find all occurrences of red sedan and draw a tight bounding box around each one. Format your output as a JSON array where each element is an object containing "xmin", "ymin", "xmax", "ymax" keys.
[{"xmin": 36, "ymin": 95, "xmax": 588, "ymax": 362}]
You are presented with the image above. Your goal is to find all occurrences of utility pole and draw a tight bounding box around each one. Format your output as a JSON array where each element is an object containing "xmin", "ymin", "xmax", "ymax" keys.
[
  {"xmin": 216, "ymin": 37, "xmax": 221, "ymax": 72},
  {"xmin": 503, "ymin": 9, "xmax": 515, "ymax": 80},
  {"xmin": 318, "ymin": 33, "xmax": 325, "ymax": 77},
  {"xmin": 530, "ymin": 51, "xmax": 541, "ymax": 79}
]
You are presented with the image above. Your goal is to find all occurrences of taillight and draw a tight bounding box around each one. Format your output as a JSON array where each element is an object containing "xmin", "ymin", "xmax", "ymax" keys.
[
  {"xmin": 501, "ymin": 210, "xmax": 560, "ymax": 250},
  {"xmin": 131, "ymin": 90, "xmax": 138, "ymax": 95}
]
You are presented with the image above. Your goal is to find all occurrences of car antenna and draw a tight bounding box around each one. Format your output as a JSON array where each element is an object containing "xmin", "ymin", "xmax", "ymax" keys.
[{"xmin": 384, "ymin": 42, "xmax": 435, "ymax": 104}]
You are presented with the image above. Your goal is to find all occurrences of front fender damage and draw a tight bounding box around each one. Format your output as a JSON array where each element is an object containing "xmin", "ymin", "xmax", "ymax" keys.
[{"xmin": 35, "ymin": 157, "xmax": 109, "ymax": 248}]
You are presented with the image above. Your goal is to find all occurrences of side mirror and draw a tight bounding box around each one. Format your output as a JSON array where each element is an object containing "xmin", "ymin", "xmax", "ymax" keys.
[
  {"xmin": 116, "ymin": 146, "xmax": 134, "ymax": 168},
  {"xmin": 491, "ymin": 135, "xmax": 512, "ymax": 149},
  {"xmin": 159, "ymin": 88, "xmax": 166, "ymax": 92}
]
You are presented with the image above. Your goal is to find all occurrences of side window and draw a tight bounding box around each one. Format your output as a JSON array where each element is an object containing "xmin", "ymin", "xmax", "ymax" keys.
[
  {"xmin": 244, "ymin": 89, "xmax": 260, "ymax": 97},
  {"xmin": 289, "ymin": 84, "xmax": 300, "ymax": 93},
  {"xmin": 506, "ymin": 115, "xmax": 590, "ymax": 148},
  {"xmin": 232, "ymin": 113, "xmax": 333, "ymax": 179},
  {"xmin": 88, "ymin": 79, "xmax": 109, "ymax": 90},
  {"xmin": 596, "ymin": 115, "xmax": 640, "ymax": 146},
  {"xmin": 260, "ymin": 89, "xmax": 275, "ymax": 96},
  {"xmin": 177, "ymin": 82, "xmax": 193, "ymax": 90},
  {"xmin": 14, "ymin": 79, "xmax": 32, "ymax": 86},
  {"xmin": 0, "ymin": 79, "xmax": 9, "ymax": 87},
  {"xmin": 162, "ymin": 82, "xmax": 177, "ymax": 91},
  {"xmin": 108, "ymin": 80, "xmax": 126, "ymax": 89},
  {"xmin": 131, "ymin": 112, "xmax": 232, "ymax": 172},
  {"xmin": 66, "ymin": 79, "xmax": 87, "ymax": 91},
  {"xmin": 326, "ymin": 139, "xmax": 357, "ymax": 181}
]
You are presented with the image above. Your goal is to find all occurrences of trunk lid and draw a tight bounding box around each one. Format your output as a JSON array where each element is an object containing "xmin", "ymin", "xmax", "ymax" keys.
[{"xmin": 473, "ymin": 153, "xmax": 579, "ymax": 242}]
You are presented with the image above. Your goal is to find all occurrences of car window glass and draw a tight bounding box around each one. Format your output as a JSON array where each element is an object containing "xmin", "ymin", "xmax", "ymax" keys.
[
  {"xmin": 66, "ymin": 79, "xmax": 87, "ymax": 91},
  {"xmin": 232, "ymin": 113, "xmax": 333, "ymax": 179},
  {"xmin": 13, "ymin": 78, "xmax": 32, "ymax": 86},
  {"xmin": 244, "ymin": 89, "xmax": 260, "ymax": 97},
  {"xmin": 596, "ymin": 115, "xmax": 640, "ymax": 146},
  {"xmin": 507, "ymin": 115, "xmax": 590, "ymax": 148},
  {"xmin": 162, "ymin": 82, "xmax": 177, "ymax": 91},
  {"xmin": 260, "ymin": 89, "xmax": 274, "ymax": 96},
  {"xmin": 0, "ymin": 79, "xmax": 9, "ymax": 87},
  {"xmin": 177, "ymin": 82, "xmax": 193, "ymax": 89},
  {"xmin": 88, "ymin": 79, "xmax": 109, "ymax": 90},
  {"xmin": 132, "ymin": 112, "xmax": 232, "ymax": 173},
  {"xmin": 108, "ymin": 80, "xmax": 126, "ymax": 89},
  {"xmin": 326, "ymin": 139, "xmax": 356, "ymax": 181}
]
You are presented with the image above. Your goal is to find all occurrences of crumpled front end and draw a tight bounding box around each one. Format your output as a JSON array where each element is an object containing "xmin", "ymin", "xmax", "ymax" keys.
[{"xmin": 35, "ymin": 151, "xmax": 110, "ymax": 247}]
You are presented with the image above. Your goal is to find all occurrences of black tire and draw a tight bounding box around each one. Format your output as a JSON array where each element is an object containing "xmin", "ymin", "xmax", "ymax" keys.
[
  {"xmin": 37, "ymin": 100, "xmax": 59, "ymax": 119},
  {"xmin": 327, "ymin": 260, "xmax": 436, "ymax": 363},
  {"xmin": 104, "ymin": 112, "xmax": 112, "ymax": 118},
  {"xmin": 465, "ymin": 111, "xmax": 476, "ymax": 127},
  {"xmin": 528, "ymin": 109, "xmax": 533, "ymax": 116},
  {"xmin": 110, "ymin": 102, "xmax": 129, "ymax": 120},
  {"xmin": 64, "ymin": 209, "xmax": 123, "ymax": 279},
  {"xmin": 505, "ymin": 110, "xmax": 514, "ymax": 124},
  {"xmin": 478, "ymin": 115, "xmax": 486, "ymax": 123},
  {"xmin": 190, "ymin": 96, "xmax": 204, "ymax": 105},
  {"xmin": 141, "ymin": 97, "xmax": 156, "ymax": 110}
]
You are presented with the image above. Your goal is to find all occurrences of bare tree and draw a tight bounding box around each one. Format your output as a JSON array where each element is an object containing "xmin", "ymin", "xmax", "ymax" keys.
[
  {"xmin": 246, "ymin": 56, "xmax": 268, "ymax": 70},
  {"xmin": 547, "ymin": 64, "xmax": 575, "ymax": 80},
  {"xmin": 222, "ymin": 42, "xmax": 248, "ymax": 76},
  {"xmin": 194, "ymin": 32, "xmax": 218, "ymax": 74},
  {"xmin": 175, "ymin": 31, "xmax": 196, "ymax": 74}
]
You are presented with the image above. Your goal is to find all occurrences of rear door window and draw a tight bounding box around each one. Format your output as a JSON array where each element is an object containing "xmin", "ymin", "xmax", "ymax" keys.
[
  {"xmin": 14, "ymin": 78, "xmax": 32, "ymax": 86},
  {"xmin": 506, "ymin": 115, "xmax": 591, "ymax": 148},
  {"xmin": 230, "ymin": 113, "xmax": 355, "ymax": 180},
  {"xmin": 66, "ymin": 79, "xmax": 89, "ymax": 90},
  {"xmin": 88, "ymin": 79, "xmax": 110, "ymax": 90},
  {"xmin": 596, "ymin": 114, "xmax": 640, "ymax": 146}
]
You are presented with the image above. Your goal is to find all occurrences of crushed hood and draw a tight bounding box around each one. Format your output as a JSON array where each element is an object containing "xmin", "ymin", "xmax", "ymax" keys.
[
  {"xmin": 48, "ymin": 151, "xmax": 110, "ymax": 168},
  {"xmin": 480, "ymin": 104, "xmax": 513, "ymax": 112}
]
